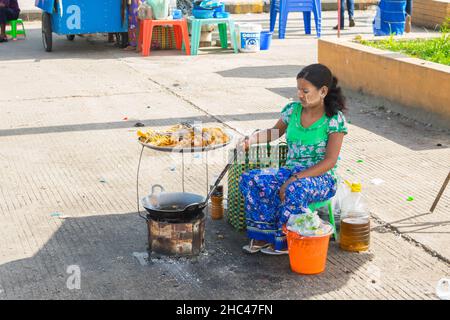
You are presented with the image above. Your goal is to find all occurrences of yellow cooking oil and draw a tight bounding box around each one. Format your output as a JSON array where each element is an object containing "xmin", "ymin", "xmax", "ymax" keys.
[{"xmin": 339, "ymin": 216, "xmax": 370, "ymax": 252}]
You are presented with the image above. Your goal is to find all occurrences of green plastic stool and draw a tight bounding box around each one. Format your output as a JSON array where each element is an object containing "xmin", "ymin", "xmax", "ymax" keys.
[
  {"xmin": 6, "ymin": 19, "xmax": 26, "ymax": 40},
  {"xmin": 308, "ymin": 199, "xmax": 338, "ymax": 241},
  {"xmin": 187, "ymin": 16, "xmax": 238, "ymax": 55}
]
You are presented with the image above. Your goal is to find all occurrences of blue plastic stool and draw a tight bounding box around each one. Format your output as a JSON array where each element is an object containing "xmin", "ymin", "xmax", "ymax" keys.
[
  {"xmin": 270, "ymin": 0, "xmax": 322, "ymax": 39},
  {"xmin": 308, "ymin": 199, "xmax": 338, "ymax": 241}
]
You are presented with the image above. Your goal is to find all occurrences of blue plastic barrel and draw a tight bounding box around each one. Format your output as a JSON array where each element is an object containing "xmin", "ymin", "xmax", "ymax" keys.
[{"xmin": 260, "ymin": 31, "xmax": 273, "ymax": 50}]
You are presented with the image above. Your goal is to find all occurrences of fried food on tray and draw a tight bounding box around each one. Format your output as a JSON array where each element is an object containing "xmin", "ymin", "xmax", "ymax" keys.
[{"xmin": 137, "ymin": 124, "xmax": 229, "ymax": 148}]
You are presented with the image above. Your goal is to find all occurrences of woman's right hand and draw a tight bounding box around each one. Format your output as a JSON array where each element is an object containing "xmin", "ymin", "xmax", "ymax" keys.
[{"xmin": 237, "ymin": 135, "xmax": 250, "ymax": 152}]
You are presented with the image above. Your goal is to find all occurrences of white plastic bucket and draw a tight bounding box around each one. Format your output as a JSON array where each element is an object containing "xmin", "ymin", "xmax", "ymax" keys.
[{"xmin": 235, "ymin": 23, "xmax": 262, "ymax": 53}]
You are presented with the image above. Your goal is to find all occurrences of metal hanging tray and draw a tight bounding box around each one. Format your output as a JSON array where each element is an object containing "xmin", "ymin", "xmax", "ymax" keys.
[{"xmin": 138, "ymin": 129, "xmax": 234, "ymax": 153}]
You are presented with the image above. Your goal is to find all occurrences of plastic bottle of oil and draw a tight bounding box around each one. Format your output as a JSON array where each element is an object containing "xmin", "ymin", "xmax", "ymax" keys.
[{"xmin": 339, "ymin": 182, "xmax": 370, "ymax": 252}]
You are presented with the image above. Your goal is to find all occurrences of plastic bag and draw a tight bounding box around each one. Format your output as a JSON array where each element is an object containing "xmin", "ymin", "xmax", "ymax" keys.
[
  {"xmin": 197, "ymin": 0, "xmax": 224, "ymax": 9},
  {"xmin": 138, "ymin": 2, "xmax": 154, "ymax": 20},
  {"xmin": 287, "ymin": 210, "xmax": 334, "ymax": 237},
  {"xmin": 146, "ymin": 0, "xmax": 170, "ymax": 19},
  {"xmin": 330, "ymin": 178, "xmax": 352, "ymax": 216}
]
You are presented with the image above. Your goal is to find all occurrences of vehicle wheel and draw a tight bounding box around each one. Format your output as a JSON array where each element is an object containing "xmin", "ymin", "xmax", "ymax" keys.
[
  {"xmin": 42, "ymin": 12, "xmax": 52, "ymax": 52},
  {"xmin": 116, "ymin": 32, "xmax": 128, "ymax": 48},
  {"xmin": 66, "ymin": 35, "xmax": 75, "ymax": 41}
]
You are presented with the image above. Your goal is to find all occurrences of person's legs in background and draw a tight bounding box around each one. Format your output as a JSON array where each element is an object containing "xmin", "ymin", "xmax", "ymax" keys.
[
  {"xmin": 107, "ymin": 33, "xmax": 115, "ymax": 43},
  {"xmin": 334, "ymin": 0, "xmax": 355, "ymax": 29},
  {"xmin": 0, "ymin": 23, "xmax": 5, "ymax": 42},
  {"xmin": 348, "ymin": 0, "xmax": 355, "ymax": 27},
  {"xmin": 405, "ymin": 0, "xmax": 412, "ymax": 33},
  {"xmin": 405, "ymin": 0, "xmax": 412, "ymax": 16},
  {"xmin": 340, "ymin": 0, "xmax": 346, "ymax": 28},
  {"xmin": 0, "ymin": 8, "xmax": 8, "ymax": 41},
  {"xmin": 0, "ymin": 7, "xmax": 17, "ymax": 42},
  {"xmin": 124, "ymin": 0, "xmax": 140, "ymax": 50}
]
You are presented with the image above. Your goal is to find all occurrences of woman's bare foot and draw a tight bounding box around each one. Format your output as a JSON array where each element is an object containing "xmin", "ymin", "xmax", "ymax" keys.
[
  {"xmin": 123, "ymin": 45, "xmax": 136, "ymax": 51},
  {"xmin": 242, "ymin": 239, "xmax": 271, "ymax": 253},
  {"xmin": 253, "ymin": 240, "xmax": 268, "ymax": 246}
]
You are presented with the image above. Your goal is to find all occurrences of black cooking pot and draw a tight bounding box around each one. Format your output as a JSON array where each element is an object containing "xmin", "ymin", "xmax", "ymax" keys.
[
  {"xmin": 141, "ymin": 185, "xmax": 207, "ymax": 222},
  {"xmin": 141, "ymin": 149, "xmax": 237, "ymax": 222}
]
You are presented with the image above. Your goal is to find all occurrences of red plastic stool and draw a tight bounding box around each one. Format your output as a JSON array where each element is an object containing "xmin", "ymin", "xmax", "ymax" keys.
[{"xmin": 139, "ymin": 18, "xmax": 190, "ymax": 56}]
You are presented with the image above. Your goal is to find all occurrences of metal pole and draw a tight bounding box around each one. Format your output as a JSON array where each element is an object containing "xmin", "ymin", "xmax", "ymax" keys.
[
  {"xmin": 338, "ymin": 0, "xmax": 341, "ymax": 38},
  {"xmin": 182, "ymin": 151, "xmax": 185, "ymax": 192},
  {"xmin": 206, "ymin": 151, "xmax": 209, "ymax": 197},
  {"xmin": 430, "ymin": 171, "xmax": 450, "ymax": 213},
  {"xmin": 206, "ymin": 151, "xmax": 209, "ymax": 217}
]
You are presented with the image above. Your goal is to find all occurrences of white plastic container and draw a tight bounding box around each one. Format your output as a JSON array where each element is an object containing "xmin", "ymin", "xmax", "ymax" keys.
[
  {"xmin": 235, "ymin": 23, "xmax": 262, "ymax": 53},
  {"xmin": 436, "ymin": 278, "xmax": 450, "ymax": 300}
]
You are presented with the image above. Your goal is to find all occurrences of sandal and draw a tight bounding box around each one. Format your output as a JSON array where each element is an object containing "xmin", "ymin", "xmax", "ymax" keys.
[
  {"xmin": 0, "ymin": 38, "xmax": 8, "ymax": 43},
  {"xmin": 242, "ymin": 239, "xmax": 271, "ymax": 254},
  {"xmin": 260, "ymin": 246, "xmax": 289, "ymax": 255}
]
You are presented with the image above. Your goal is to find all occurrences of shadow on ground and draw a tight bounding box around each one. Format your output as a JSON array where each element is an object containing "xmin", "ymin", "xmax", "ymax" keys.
[
  {"xmin": 372, "ymin": 212, "xmax": 450, "ymax": 235},
  {"xmin": 0, "ymin": 28, "xmax": 183, "ymax": 62},
  {"xmin": 0, "ymin": 211, "xmax": 374, "ymax": 299},
  {"xmin": 217, "ymin": 65, "xmax": 303, "ymax": 79}
]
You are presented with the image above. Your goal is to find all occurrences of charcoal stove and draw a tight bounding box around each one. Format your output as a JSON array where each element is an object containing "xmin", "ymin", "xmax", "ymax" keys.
[
  {"xmin": 136, "ymin": 129, "xmax": 233, "ymax": 257},
  {"xmin": 146, "ymin": 211, "xmax": 206, "ymax": 256}
]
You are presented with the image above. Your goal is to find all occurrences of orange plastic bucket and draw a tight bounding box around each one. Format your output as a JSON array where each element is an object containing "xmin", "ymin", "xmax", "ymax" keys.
[{"xmin": 285, "ymin": 227, "xmax": 332, "ymax": 275}]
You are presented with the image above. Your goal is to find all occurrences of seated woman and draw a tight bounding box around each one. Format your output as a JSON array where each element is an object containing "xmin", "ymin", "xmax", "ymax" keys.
[
  {"xmin": 238, "ymin": 63, "xmax": 348, "ymax": 255},
  {"xmin": 0, "ymin": 0, "xmax": 20, "ymax": 43}
]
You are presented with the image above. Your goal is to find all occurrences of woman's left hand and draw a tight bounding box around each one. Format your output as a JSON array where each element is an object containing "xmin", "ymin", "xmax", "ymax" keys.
[{"xmin": 279, "ymin": 176, "xmax": 297, "ymax": 203}]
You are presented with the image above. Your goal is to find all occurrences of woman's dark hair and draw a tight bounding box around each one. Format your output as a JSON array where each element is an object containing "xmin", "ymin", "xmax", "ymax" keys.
[{"xmin": 297, "ymin": 63, "xmax": 347, "ymax": 117}]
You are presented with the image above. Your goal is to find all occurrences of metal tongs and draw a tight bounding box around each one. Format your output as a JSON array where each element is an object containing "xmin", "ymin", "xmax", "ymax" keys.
[{"xmin": 183, "ymin": 148, "xmax": 238, "ymax": 212}]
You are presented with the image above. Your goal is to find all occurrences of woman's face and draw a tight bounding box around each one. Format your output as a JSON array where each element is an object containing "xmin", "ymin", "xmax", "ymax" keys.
[{"xmin": 297, "ymin": 78, "xmax": 326, "ymax": 109}]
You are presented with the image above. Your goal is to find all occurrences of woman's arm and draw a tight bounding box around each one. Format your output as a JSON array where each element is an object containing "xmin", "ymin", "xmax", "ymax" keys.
[
  {"xmin": 294, "ymin": 132, "xmax": 345, "ymax": 179},
  {"xmin": 246, "ymin": 118, "xmax": 287, "ymax": 146},
  {"xmin": 279, "ymin": 132, "xmax": 345, "ymax": 202}
]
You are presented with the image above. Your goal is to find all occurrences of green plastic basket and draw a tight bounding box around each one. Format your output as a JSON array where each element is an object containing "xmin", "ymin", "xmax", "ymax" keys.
[{"xmin": 226, "ymin": 143, "xmax": 288, "ymax": 231}]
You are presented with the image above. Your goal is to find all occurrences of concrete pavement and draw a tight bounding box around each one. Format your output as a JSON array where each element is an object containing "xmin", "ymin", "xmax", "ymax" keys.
[{"xmin": 0, "ymin": 11, "xmax": 449, "ymax": 299}]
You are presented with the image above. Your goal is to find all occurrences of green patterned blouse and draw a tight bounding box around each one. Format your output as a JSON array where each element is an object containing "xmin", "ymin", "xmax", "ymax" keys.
[{"xmin": 281, "ymin": 102, "xmax": 348, "ymax": 179}]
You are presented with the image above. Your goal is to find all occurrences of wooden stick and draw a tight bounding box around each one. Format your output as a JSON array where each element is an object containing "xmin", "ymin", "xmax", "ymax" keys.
[{"xmin": 430, "ymin": 171, "xmax": 450, "ymax": 213}]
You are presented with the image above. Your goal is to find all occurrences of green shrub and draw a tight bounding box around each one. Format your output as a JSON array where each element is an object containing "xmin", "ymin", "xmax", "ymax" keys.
[{"xmin": 357, "ymin": 18, "xmax": 450, "ymax": 66}]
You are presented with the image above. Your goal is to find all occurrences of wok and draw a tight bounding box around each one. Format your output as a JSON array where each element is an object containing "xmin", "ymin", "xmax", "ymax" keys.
[{"xmin": 141, "ymin": 149, "xmax": 237, "ymax": 221}]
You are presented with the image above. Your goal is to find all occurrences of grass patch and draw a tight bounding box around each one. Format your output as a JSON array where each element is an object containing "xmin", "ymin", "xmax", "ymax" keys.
[{"xmin": 356, "ymin": 20, "xmax": 450, "ymax": 66}]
